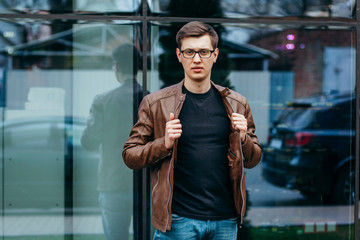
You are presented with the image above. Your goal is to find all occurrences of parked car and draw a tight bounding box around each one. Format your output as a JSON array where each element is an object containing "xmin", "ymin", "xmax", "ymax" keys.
[
  {"xmin": 1, "ymin": 116, "xmax": 100, "ymax": 212},
  {"xmin": 262, "ymin": 92, "xmax": 356, "ymax": 204}
]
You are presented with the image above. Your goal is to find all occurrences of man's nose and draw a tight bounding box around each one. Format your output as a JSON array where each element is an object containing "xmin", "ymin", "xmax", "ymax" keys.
[{"xmin": 193, "ymin": 52, "xmax": 201, "ymax": 62}]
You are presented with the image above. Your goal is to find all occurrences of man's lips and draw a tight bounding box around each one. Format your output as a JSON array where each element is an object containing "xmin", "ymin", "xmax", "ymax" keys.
[{"xmin": 191, "ymin": 67, "xmax": 203, "ymax": 73}]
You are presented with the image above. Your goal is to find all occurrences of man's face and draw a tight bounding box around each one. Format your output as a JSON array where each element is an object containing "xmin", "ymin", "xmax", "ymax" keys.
[{"xmin": 176, "ymin": 34, "xmax": 219, "ymax": 83}]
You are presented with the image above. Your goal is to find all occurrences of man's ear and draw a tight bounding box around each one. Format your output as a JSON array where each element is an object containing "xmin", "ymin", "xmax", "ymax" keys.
[
  {"xmin": 113, "ymin": 62, "xmax": 119, "ymax": 71},
  {"xmin": 213, "ymin": 48, "xmax": 219, "ymax": 63},
  {"xmin": 176, "ymin": 48, "xmax": 182, "ymax": 63}
]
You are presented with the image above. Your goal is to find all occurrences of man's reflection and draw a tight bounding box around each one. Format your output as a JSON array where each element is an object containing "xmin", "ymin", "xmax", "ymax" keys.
[{"xmin": 81, "ymin": 43, "xmax": 143, "ymax": 240}]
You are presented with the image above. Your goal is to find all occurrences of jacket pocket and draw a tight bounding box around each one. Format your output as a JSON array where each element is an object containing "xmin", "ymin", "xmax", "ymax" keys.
[
  {"xmin": 228, "ymin": 132, "xmax": 241, "ymax": 167},
  {"xmin": 227, "ymin": 149, "xmax": 237, "ymax": 167}
]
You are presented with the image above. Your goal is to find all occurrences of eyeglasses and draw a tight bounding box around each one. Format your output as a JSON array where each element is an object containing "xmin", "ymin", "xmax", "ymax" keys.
[{"xmin": 180, "ymin": 49, "xmax": 215, "ymax": 59}]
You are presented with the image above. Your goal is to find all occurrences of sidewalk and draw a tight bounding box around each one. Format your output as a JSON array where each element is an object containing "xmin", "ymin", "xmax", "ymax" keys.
[
  {"xmin": 246, "ymin": 205, "xmax": 356, "ymax": 226},
  {"xmin": 0, "ymin": 205, "xmax": 358, "ymax": 236}
]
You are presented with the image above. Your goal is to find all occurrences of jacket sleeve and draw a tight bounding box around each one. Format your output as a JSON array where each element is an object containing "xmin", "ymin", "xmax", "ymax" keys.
[
  {"xmin": 81, "ymin": 95, "xmax": 103, "ymax": 151},
  {"xmin": 122, "ymin": 96, "xmax": 172, "ymax": 170},
  {"xmin": 242, "ymin": 100, "xmax": 262, "ymax": 169}
]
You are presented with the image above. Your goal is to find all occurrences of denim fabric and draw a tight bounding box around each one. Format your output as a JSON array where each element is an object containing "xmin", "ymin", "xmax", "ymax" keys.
[
  {"xmin": 98, "ymin": 191, "xmax": 132, "ymax": 240},
  {"xmin": 153, "ymin": 214, "xmax": 238, "ymax": 240}
]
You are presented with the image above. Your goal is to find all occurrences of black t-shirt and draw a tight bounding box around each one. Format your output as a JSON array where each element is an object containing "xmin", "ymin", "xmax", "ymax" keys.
[{"xmin": 172, "ymin": 85, "xmax": 237, "ymax": 220}]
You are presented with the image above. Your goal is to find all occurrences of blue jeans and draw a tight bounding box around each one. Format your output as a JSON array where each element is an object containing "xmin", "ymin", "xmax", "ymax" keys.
[
  {"xmin": 99, "ymin": 191, "xmax": 132, "ymax": 240},
  {"xmin": 153, "ymin": 214, "xmax": 238, "ymax": 240}
]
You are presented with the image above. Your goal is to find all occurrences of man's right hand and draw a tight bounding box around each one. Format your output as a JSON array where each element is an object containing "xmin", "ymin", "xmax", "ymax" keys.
[{"xmin": 165, "ymin": 113, "xmax": 182, "ymax": 149}]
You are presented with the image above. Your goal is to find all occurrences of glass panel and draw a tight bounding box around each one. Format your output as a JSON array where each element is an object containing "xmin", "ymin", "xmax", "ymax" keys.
[
  {"xmin": 149, "ymin": 0, "xmax": 356, "ymax": 19},
  {"xmin": 2, "ymin": 19, "xmax": 69, "ymax": 238},
  {"xmin": 73, "ymin": 22, "xmax": 140, "ymax": 240},
  {"xmin": 149, "ymin": 21, "xmax": 356, "ymax": 239},
  {"xmin": 0, "ymin": 0, "xmax": 141, "ymax": 14},
  {"xmin": 0, "ymin": 19, "xmax": 140, "ymax": 239}
]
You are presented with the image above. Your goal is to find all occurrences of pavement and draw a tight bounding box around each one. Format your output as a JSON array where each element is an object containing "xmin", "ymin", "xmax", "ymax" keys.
[
  {"xmin": 246, "ymin": 205, "xmax": 356, "ymax": 227},
  {"xmin": 0, "ymin": 204, "xmax": 358, "ymax": 237}
]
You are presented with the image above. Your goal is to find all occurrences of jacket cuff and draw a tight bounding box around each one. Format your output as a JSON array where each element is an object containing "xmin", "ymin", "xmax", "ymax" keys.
[
  {"xmin": 151, "ymin": 137, "xmax": 173, "ymax": 165},
  {"xmin": 241, "ymin": 134, "xmax": 250, "ymax": 161}
]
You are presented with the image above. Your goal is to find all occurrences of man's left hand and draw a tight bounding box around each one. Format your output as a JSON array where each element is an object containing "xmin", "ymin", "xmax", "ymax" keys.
[{"xmin": 231, "ymin": 113, "xmax": 247, "ymax": 142}]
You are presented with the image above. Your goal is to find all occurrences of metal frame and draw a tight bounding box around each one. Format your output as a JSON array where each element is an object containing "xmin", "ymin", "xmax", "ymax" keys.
[
  {"xmin": 355, "ymin": 1, "xmax": 360, "ymax": 240},
  {"xmin": 0, "ymin": 0, "xmax": 359, "ymax": 239}
]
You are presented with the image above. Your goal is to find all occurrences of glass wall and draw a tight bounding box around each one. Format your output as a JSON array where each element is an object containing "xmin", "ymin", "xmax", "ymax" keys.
[
  {"xmin": 0, "ymin": 18, "xmax": 140, "ymax": 239},
  {"xmin": 0, "ymin": 0, "xmax": 141, "ymax": 14},
  {"xmin": 149, "ymin": 21, "xmax": 356, "ymax": 239},
  {"xmin": 150, "ymin": 0, "xmax": 356, "ymax": 19},
  {"xmin": 0, "ymin": 0, "xmax": 359, "ymax": 240}
]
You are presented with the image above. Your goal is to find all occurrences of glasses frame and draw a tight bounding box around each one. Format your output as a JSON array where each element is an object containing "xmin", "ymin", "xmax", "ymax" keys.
[{"xmin": 180, "ymin": 49, "xmax": 216, "ymax": 59}]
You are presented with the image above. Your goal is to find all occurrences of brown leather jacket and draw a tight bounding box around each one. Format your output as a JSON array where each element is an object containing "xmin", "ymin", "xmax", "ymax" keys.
[{"xmin": 123, "ymin": 80, "xmax": 262, "ymax": 232}]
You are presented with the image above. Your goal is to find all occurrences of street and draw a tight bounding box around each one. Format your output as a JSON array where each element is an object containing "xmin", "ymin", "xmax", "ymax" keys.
[{"xmin": 245, "ymin": 162, "xmax": 357, "ymax": 227}]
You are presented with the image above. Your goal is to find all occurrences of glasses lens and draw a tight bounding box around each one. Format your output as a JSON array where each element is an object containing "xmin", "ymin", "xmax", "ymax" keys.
[
  {"xmin": 199, "ymin": 49, "xmax": 211, "ymax": 58},
  {"xmin": 183, "ymin": 49, "xmax": 194, "ymax": 58}
]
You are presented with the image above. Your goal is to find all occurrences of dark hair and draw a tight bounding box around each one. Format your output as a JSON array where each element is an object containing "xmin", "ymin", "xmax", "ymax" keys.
[
  {"xmin": 112, "ymin": 43, "xmax": 140, "ymax": 75},
  {"xmin": 176, "ymin": 21, "xmax": 219, "ymax": 49}
]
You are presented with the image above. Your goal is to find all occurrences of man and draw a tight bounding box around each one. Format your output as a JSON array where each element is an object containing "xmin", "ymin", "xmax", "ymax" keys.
[
  {"xmin": 81, "ymin": 43, "xmax": 143, "ymax": 240},
  {"xmin": 123, "ymin": 21, "xmax": 262, "ymax": 239}
]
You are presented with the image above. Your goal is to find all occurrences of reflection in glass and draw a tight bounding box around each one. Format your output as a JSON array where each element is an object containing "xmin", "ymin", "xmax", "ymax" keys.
[
  {"xmin": 150, "ymin": 22, "xmax": 356, "ymax": 239},
  {"xmin": 0, "ymin": 19, "xmax": 71, "ymax": 238},
  {"xmin": 0, "ymin": 0, "xmax": 141, "ymax": 14},
  {"xmin": 0, "ymin": 20, "xmax": 139, "ymax": 239},
  {"xmin": 75, "ymin": 0, "xmax": 140, "ymax": 13},
  {"xmin": 74, "ymin": 24, "xmax": 140, "ymax": 240},
  {"xmin": 150, "ymin": 0, "xmax": 356, "ymax": 19},
  {"xmin": 0, "ymin": 0, "xmax": 72, "ymax": 13},
  {"xmin": 80, "ymin": 42, "xmax": 142, "ymax": 240}
]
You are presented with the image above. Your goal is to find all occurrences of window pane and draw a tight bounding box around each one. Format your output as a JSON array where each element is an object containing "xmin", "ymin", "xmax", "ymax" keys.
[
  {"xmin": 73, "ymin": 22, "xmax": 140, "ymax": 240},
  {"xmin": 0, "ymin": 19, "xmax": 140, "ymax": 239},
  {"xmin": 0, "ymin": 0, "xmax": 141, "ymax": 14},
  {"xmin": 149, "ymin": 0, "xmax": 356, "ymax": 19},
  {"xmin": 149, "ymin": 22, "xmax": 356, "ymax": 239}
]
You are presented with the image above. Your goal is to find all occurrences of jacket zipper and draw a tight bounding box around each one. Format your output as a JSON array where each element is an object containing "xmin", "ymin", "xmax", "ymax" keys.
[
  {"xmin": 165, "ymin": 156, "xmax": 173, "ymax": 230},
  {"xmin": 151, "ymin": 169, "xmax": 161, "ymax": 196},
  {"xmin": 239, "ymin": 140, "xmax": 246, "ymax": 225},
  {"xmin": 224, "ymin": 95, "xmax": 246, "ymax": 225},
  {"xmin": 165, "ymin": 95, "xmax": 185, "ymax": 230}
]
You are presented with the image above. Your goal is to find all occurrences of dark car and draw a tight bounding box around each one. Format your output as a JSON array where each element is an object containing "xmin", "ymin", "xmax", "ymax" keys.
[{"xmin": 262, "ymin": 92, "xmax": 356, "ymax": 204}]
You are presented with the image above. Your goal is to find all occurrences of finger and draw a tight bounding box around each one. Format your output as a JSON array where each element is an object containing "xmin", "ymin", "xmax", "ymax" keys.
[
  {"xmin": 233, "ymin": 120, "xmax": 247, "ymax": 125},
  {"xmin": 169, "ymin": 133, "xmax": 182, "ymax": 140},
  {"xmin": 168, "ymin": 129, "xmax": 183, "ymax": 134},
  {"xmin": 235, "ymin": 127, "xmax": 247, "ymax": 133},
  {"xmin": 232, "ymin": 120, "xmax": 247, "ymax": 126},
  {"xmin": 234, "ymin": 121, "xmax": 247, "ymax": 127},
  {"xmin": 166, "ymin": 123, "xmax": 182, "ymax": 130},
  {"xmin": 232, "ymin": 118, "xmax": 246, "ymax": 125},
  {"xmin": 232, "ymin": 115, "xmax": 246, "ymax": 121},
  {"xmin": 233, "ymin": 122, "xmax": 247, "ymax": 131},
  {"xmin": 169, "ymin": 112, "xmax": 175, "ymax": 121},
  {"xmin": 232, "ymin": 112, "xmax": 244, "ymax": 118},
  {"xmin": 166, "ymin": 121, "xmax": 180, "ymax": 130},
  {"xmin": 235, "ymin": 124, "xmax": 247, "ymax": 131},
  {"xmin": 169, "ymin": 123, "xmax": 182, "ymax": 129}
]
